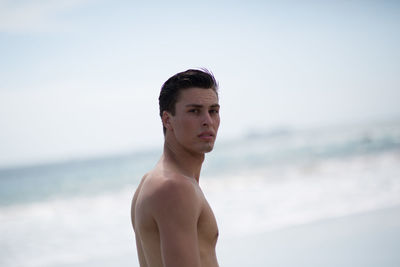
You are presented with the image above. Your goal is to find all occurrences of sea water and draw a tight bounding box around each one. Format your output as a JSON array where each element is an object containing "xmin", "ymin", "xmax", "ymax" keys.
[{"xmin": 1, "ymin": 119, "xmax": 400, "ymax": 267}]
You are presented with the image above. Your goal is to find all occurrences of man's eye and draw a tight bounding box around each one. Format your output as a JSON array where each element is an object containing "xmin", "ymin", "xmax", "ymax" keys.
[
  {"xmin": 210, "ymin": 109, "xmax": 219, "ymax": 114},
  {"xmin": 189, "ymin": 109, "xmax": 199, "ymax": 113}
]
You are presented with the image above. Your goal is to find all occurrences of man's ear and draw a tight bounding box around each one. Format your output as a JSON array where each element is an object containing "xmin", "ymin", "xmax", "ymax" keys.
[{"xmin": 162, "ymin": 111, "xmax": 173, "ymax": 131}]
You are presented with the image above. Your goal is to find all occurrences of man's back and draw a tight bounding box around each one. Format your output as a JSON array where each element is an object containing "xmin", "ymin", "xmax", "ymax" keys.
[{"xmin": 131, "ymin": 168, "xmax": 219, "ymax": 267}]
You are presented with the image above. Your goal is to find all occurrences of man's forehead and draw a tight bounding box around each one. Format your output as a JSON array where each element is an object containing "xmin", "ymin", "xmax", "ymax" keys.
[{"xmin": 177, "ymin": 88, "xmax": 219, "ymax": 105}]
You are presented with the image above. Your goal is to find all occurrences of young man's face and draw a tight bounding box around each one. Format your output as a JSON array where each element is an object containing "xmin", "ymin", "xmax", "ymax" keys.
[{"xmin": 166, "ymin": 87, "xmax": 220, "ymax": 154}]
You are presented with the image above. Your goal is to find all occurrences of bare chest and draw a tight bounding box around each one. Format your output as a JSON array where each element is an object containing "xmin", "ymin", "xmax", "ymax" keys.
[{"xmin": 197, "ymin": 197, "xmax": 219, "ymax": 246}]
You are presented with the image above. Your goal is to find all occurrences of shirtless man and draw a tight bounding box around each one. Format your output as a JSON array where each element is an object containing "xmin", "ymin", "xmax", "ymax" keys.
[{"xmin": 131, "ymin": 69, "xmax": 220, "ymax": 267}]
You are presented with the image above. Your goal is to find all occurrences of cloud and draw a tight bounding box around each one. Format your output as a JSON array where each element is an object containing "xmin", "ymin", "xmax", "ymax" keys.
[{"xmin": 0, "ymin": 0, "xmax": 92, "ymax": 33}]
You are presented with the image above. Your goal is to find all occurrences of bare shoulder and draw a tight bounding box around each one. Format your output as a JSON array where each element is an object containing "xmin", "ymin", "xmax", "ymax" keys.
[
  {"xmin": 134, "ymin": 170, "xmax": 198, "ymax": 201},
  {"xmin": 145, "ymin": 172, "xmax": 202, "ymax": 217}
]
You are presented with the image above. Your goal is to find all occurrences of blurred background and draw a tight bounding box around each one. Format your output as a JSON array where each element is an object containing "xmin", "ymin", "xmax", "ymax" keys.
[{"xmin": 1, "ymin": 0, "xmax": 400, "ymax": 266}]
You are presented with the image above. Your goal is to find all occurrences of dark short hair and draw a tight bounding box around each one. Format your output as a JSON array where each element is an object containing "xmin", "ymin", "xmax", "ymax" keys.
[{"xmin": 158, "ymin": 69, "xmax": 219, "ymax": 134}]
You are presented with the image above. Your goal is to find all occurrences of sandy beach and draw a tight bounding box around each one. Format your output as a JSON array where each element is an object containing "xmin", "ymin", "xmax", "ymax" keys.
[{"xmin": 218, "ymin": 205, "xmax": 400, "ymax": 267}]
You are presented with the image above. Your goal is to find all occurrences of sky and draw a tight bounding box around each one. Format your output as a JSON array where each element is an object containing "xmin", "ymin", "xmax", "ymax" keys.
[{"xmin": 0, "ymin": 0, "xmax": 399, "ymax": 168}]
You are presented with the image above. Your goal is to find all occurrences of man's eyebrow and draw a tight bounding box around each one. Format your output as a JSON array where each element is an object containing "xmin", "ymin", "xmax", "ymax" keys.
[
  {"xmin": 185, "ymin": 104, "xmax": 220, "ymax": 108},
  {"xmin": 185, "ymin": 104, "xmax": 203, "ymax": 108}
]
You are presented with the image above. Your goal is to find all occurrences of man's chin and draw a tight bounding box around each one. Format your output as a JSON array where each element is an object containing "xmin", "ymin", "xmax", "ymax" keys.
[{"xmin": 202, "ymin": 143, "xmax": 215, "ymax": 153}]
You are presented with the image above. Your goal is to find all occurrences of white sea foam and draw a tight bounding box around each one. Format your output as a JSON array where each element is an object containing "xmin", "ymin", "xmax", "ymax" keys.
[
  {"xmin": 203, "ymin": 150, "xmax": 400, "ymax": 238},
  {"xmin": 0, "ymin": 188, "xmax": 137, "ymax": 267}
]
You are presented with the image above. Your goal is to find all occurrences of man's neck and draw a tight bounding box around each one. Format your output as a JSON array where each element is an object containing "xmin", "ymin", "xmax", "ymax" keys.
[{"xmin": 162, "ymin": 141, "xmax": 204, "ymax": 183}]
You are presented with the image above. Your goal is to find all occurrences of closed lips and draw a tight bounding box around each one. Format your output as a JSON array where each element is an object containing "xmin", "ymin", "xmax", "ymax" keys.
[{"xmin": 198, "ymin": 132, "xmax": 214, "ymax": 137}]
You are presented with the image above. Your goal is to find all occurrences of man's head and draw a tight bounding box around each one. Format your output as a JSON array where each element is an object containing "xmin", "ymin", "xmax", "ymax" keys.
[{"xmin": 159, "ymin": 69, "xmax": 219, "ymax": 135}]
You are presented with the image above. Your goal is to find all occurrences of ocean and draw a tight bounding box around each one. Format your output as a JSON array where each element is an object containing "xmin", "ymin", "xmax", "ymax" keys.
[{"xmin": 1, "ymin": 119, "xmax": 400, "ymax": 267}]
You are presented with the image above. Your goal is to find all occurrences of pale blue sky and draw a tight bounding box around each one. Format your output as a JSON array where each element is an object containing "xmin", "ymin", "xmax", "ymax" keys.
[{"xmin": 0, "ymin": 0, "xmax": 399, "ymax": 167}]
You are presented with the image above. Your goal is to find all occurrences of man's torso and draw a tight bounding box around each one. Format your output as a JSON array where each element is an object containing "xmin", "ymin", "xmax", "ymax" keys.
[{"xmin": 131, "ymin": 171, "xmax": 219, "ymax": 267}]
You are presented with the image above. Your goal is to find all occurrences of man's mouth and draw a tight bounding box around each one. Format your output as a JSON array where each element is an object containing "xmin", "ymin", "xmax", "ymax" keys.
[{"xmin": 198, "ymin": 131, "xmax": 215, "ymax": 141}]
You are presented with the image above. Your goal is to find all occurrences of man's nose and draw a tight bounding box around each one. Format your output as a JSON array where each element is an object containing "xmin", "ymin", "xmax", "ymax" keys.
[{"xmin": 202, "ymin": 112, "xmax": 213, "ymax": 126}]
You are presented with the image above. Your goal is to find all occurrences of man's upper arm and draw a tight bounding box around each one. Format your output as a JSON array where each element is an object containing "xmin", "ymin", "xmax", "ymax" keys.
[{"xmin": 150, "ymin": 178, "xmax": 201, "ymax": 267}]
